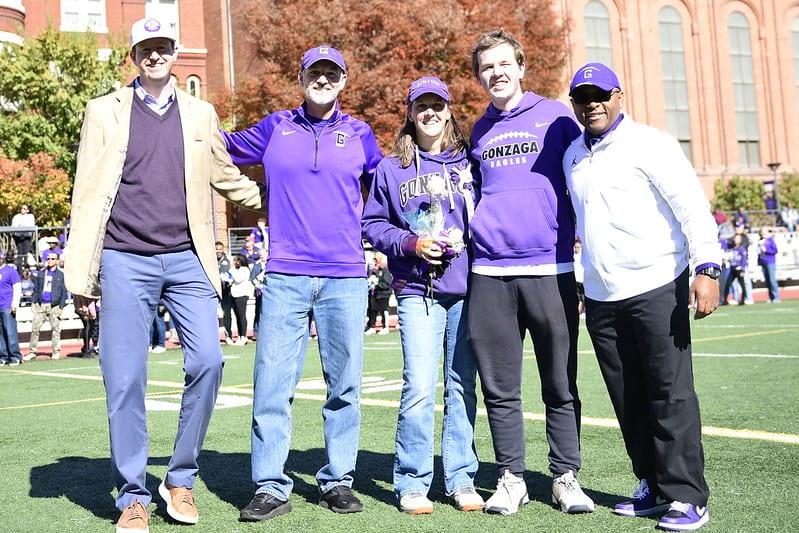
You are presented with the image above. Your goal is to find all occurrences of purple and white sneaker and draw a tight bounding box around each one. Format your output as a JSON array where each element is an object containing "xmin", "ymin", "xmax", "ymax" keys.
[
  {"xmin": 657, "ymin": 501, "xmax": 709, "ymax": 531},
  {"xmin": 614, "ymin": 479, "xmax": 671, "ymax": 517}
]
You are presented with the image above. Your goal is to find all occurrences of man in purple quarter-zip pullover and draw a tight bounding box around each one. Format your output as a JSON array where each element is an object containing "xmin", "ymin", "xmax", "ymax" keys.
[
  {"xmin": 466, "ymin": 30, "xmax": 594, "ymax": 516},
  {"xmin": 564, "ymin": 63, "xmax": 720, "ymax": 532},
  {"xmin": 222, "ymin": 45, "xmax": 382, "ymax": 522}
]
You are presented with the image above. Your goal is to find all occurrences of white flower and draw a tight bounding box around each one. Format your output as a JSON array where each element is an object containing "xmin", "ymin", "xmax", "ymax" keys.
[{"xmin": 426, "ymin": 174, "xmax": 446, "ymax": 196}]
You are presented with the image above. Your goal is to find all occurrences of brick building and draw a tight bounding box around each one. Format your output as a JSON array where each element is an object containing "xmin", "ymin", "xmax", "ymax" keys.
[
  {"xmin": 4, "ymin": 1, "xmax": 799, "ymax": 235},
  {"xmin": 203, "ymin": 0, "xmax": 799, "ymax": 201},
  {"xmin": 0, "ymin": 0, "xmax": 234, "ymax": 242}
]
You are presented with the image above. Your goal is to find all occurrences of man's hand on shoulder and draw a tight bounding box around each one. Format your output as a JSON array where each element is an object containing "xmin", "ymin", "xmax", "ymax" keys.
[{"xmin": 689, "ymin": 275, "xmax": 719, "ymax": 320}]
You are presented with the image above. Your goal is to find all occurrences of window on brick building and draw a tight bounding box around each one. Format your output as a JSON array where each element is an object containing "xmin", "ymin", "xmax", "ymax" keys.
[
  {"xmin": 728, "ymin": 11, "xmax": 760, "ymax": 168},
  {"xmin": 584, "ymin": 0, "xmax": 613, "ymax": 67},
  {"xmin": 658, "ymin": 6, "xmax": 692, "ymax": 162},
  {"xmin": 793, "ymin": 18, "xmax": 799, "ymax": 101},
  {"xmin": 187, "ymin": 75, "xmax": 201, "ymax": 98},
  {"xmin": 146, "ymin": 0, "xmax": 180, "ymax": 45},
  {"xmin": 60, "ymin": 0, "xmax": 107, "ymax": 33}
]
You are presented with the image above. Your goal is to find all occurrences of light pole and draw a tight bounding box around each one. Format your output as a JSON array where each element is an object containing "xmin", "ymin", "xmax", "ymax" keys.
[{"xmin": 767, "ymin": 162, "xmax": 781, "ymax": 216}]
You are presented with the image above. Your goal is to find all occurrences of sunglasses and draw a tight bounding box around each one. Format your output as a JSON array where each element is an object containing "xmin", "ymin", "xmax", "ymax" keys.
[{"xmin": 571, "ymin": 89, "xmax": 618, "ymax": 105}]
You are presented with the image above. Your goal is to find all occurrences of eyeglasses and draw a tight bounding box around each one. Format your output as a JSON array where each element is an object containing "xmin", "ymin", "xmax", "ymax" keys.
[{"xmin": 571, "ymin": 89, "xmax": 619, "ymax": 105}]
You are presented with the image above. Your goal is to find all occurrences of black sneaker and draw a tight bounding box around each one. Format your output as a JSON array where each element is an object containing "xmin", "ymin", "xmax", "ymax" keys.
[
  {"xmin": 239, "ymin": 493, "xmax": 292, "ymax": 522},
  {"xmin": 319, "ymin": 486, "xmax": 363, "ymax": 513}
]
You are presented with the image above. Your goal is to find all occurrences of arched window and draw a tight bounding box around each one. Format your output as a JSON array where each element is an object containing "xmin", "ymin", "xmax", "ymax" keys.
[
  {"xmin": 658, "ymin": 6, "xmax": 692, "ymax": 162},
  {"xmin": 792, "ymin": 18, "xmax": 799, "ymax": 101},
  {"xmin": 187, "ymin": 76, "xmax": 202, "ymax": 98},
  {"xmin": 728, "ymin": 12, "xmax": 760, "ymax": 168},
  {"xmin": 584, "ymin": 0, "xmax": 613, "ymax": 66}
]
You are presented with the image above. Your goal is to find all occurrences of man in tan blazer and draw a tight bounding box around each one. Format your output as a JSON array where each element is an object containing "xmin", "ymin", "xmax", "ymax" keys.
[{"xmin": 65, "ymin": 17, "xmax": 264, "ymax": 533}]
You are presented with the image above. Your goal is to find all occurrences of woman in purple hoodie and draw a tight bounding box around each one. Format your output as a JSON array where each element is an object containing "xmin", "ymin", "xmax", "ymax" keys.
[{"xmin": 362, "ymin": 77, "xmax": 482, "ymax": 515}]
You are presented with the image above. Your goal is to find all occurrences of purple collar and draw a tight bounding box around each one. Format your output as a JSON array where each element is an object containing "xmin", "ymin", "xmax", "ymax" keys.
[{"xmin": 583, "ymin": 113, "xmax": 624, "ymax": 149}]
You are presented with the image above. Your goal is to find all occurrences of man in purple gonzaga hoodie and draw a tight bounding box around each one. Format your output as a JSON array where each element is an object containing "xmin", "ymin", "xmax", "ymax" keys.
[
  {"xmin": 222, "ymin": 46, "xmax": 382, "ymax": 521},
  {"xmin": 467, "ymin": 30, "xmax": 593, "ymax": 516}
]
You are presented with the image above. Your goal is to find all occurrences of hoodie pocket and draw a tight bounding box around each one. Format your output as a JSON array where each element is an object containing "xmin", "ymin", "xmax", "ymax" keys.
[{"xmin": 470, "ymin": 188, "xmax": 558, "ymax": 258}]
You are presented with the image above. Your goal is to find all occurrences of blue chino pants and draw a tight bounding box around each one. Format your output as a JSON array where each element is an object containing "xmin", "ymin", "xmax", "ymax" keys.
[{"xmin": 99, "ymin": 249, "xmax": 223, "ymax": 510}]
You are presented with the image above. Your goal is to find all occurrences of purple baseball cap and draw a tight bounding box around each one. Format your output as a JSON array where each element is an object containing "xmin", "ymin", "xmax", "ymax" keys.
[
  {"xmin": 569, "ymin": 62, "xmax": 621, "ymax": 95},
  {"xmin": 300, "ymin": 45, "xmax": 347, "ymax": 73},
  {"xmin": 407, "ymin": 76, "xmax": 450, "ymax": 103}
]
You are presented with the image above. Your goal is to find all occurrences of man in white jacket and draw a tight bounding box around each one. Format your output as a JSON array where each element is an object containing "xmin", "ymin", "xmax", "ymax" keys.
[{"xmin": 563, "ymin": 63, "xmax": 721, "ymax": 532}]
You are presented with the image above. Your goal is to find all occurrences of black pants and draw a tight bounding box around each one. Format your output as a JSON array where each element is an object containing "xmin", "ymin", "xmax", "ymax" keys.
[
  {"xmin": 232, "ymin": 295, "xmax": 248, "ymax": 338},
  {"xmin": 467, "ymin": 272, "xmax": 581, "ymax": 476},
  {"xmin": 253, "ymin": 292, "xmax": 262, "ymax": 337},
  {"xmin": 366, "ymin": 295, "xmax": 390, "ymax": 328},
  {"xmin": 585, "ymin": 270, "xmax": 709, "ymax": 506},
  {"xmin": 221, "ymin": 285, "xmax": 233, "ymax": 338},
  {"xmin": 13, "ymin": 235, "xmax": 32, "ymax": 256},
  {"xmin": 80, "ymin": 315, "xmax": 99, "ymax": 353},
  {"xmin": 722, "ymin": 268, "xmax": 748, "ymax": 303}
]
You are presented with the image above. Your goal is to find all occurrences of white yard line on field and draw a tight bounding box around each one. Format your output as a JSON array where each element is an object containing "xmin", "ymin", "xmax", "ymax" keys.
[{"xmin": 7, "ymin": 368, "xmax": 799, "ymax": 445}]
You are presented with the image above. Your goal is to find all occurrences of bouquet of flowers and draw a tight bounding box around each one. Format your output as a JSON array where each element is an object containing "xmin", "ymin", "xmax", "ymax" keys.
[{"xmin": 402, "ymin": 174, "xmax": 465, "ymax": 279}]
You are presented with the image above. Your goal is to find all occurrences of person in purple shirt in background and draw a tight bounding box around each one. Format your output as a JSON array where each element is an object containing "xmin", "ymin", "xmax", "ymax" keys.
[
  {"xmin": 0, "ymin": 253, "xmax": 22, "ymax": 366},
  {"xmin": 722, "ymin": 233, "xmax": 750, "ymax": 305},
  {"xmin": 363, "ymin": 76, "xmax": 483, "ymax": 515},
  {"xmin": 249, "ymin": 216, "xmax": 269, "ymax": 251},
  {"xmin": 26, "ymin": 251, "xmax": 67, "ymax": 360},
  {"xmin": 466, "ymin": 29, "xmax": 593, "ymax": 516},
  {"xmin": 222, "ymin": 45, "xmax": 382, "ymax": 522},
  {"xmin": 757, "ymin": 227, "xmax": 780, "ymax": 302}
]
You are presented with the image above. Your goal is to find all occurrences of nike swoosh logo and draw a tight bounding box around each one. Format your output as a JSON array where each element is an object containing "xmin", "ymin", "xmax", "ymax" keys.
[
  {"xmin": 535, "ymin": 122, "xmax": 550, "ymax": 128},
  {"xmin": 281, "ymin": 130, "xmax": 297, "ymax": 136}
]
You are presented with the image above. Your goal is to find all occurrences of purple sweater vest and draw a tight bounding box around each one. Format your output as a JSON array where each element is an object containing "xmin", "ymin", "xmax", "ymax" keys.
[{"xmin": 104, "ymin": 96, "xmax": 191, "ymax": 255}]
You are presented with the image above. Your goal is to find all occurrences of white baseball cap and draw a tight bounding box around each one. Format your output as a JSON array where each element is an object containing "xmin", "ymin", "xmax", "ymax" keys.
[{"xmin": 129, "ymin": 17, "xmax": 176, "ymax": 49}]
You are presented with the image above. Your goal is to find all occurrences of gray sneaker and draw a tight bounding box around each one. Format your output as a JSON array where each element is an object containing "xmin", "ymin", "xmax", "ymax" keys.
[{"xmin": 451, "ymin": 487, "xmax": 484, "ymax": 512}]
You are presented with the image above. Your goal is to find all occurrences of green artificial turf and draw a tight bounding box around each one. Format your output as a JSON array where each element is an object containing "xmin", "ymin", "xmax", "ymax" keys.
[{"xmin": 1, "ymin": 300, "xmax": 797, "ymax": 532}]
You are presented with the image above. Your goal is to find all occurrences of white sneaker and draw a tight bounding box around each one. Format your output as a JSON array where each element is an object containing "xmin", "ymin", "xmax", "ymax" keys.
[
  {"xmin": 51, "ymin": 352, "xmax": 61, "ymax": 360},
  {"xmin": 22, "ymin": 353, "xmax": 36, "ymax": 362},
  {"xmin": 224, "ymin": 337, "xmax": 235, "ymax": 346},
  {"xmin": 378, "ymin": 327, "xmax": 390, "ymax": 335},
  {"xmin": 485, "ymin": 470, "xmax": 528, "ymax": 515},
  {"xmin": 364, "ymin": 328, "xmax": 376, "ymax": 336},
  {"xmin": 151, "ymin": 345, "xmax": 166, "ymax": 354},
  {"xmin": 451, "ymin": 486, "xmax": 484, "ymax": 512},
  {"xmin": 235, "ymin": 337, "xmax": 248, "ymax": 346},
  {"xmin": 398, "ymin": 492, "xmax": 433, "ymax": 515},
  {"xmin": 552, "ymin": 470, "xmax": 595, "ymax": 513}
]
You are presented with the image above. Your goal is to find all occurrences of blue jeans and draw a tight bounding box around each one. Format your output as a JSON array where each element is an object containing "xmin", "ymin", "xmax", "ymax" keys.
[
  {"xmin": 251, "ymin": 273, "xmax": 367, "ymax": 499},
  {"xmin": 150, "ymin": 313, "xmax": 166, "ymax": 347},
  {"xmin": 0, "ymin": 308, "xmax": 21, "ymax": 363},
  {"xmin": 761, "ymin": 262, "xmax": 780, "ymax": 301},
  {"xmin": 394, "ymin": 295, "xmax": 479, "ymax": 497},
  {"xmin": 99, "ymin": 249, "xmax": 224, "ymax": 510}
]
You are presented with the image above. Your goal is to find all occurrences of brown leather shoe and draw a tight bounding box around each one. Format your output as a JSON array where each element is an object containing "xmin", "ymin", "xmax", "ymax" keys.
[
  {"xmin": 116, "ymin": 500, "xmax": 149, "ymax": 532},
  {"xmin": 159, "ymin": 480, "xmax": 199, "ymax": 524}
]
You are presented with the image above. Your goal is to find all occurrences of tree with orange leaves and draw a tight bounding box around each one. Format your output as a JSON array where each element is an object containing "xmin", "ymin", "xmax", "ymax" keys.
[{"xmin": 213, "ymin": 0, "xmax": 568, "ymax": 148}]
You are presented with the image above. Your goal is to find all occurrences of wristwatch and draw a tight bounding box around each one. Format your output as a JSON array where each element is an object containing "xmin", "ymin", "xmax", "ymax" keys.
[{"xmin": 697, "ymin": 267, "xmax": 721, "ymax": 280}]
